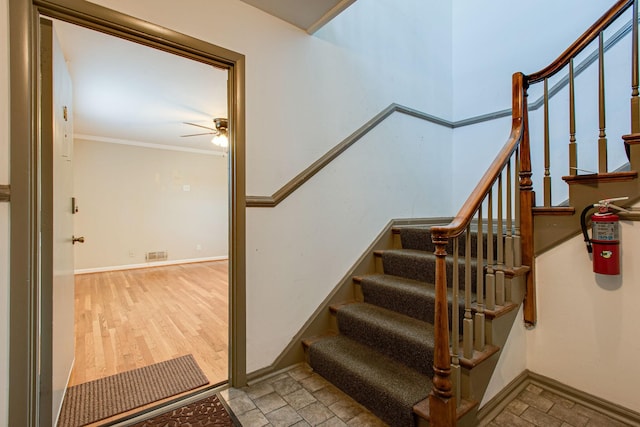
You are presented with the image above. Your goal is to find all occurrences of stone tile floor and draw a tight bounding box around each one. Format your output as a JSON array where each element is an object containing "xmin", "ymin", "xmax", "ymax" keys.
[
  {"xmin": 220, "ymin": 364, "xmax": 632, "ymax": 426},
  {"xmin": 485, "ymin": 383, "xmax": 632, "ymax": 427},
  {"xmin": 220, "ymin": 363, "xmax": 386, "ymax": 426}
]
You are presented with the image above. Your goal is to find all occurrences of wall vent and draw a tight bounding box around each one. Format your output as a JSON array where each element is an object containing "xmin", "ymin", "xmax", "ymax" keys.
[{"xmin": 145, "ymin": 251, "xmax": 168, "ymax": 262}]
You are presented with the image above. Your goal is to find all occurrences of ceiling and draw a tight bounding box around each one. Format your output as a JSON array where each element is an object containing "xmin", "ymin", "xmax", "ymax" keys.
[
  {"xmin": 239, "ymin": 0, "xmax": 356, "ymax": 34},
  {"xmin": 51, "ymin": 1, "xmax": 356, "ymax": 155},
  {"xmin": 54, "ymin": 20, "xmax": 229, "ymax": 155}
]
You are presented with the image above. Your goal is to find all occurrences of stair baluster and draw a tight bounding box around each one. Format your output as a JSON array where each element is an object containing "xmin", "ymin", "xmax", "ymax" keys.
[
  {"xmin": 505, "ymin": 159, "xmax": 514, "ymax": 270},
  {"xmin": 514, "ymin": 148, "xmax": 522, "ymax": 269},
  {"xmin": 569, "ymin": 59, "xmax": 578, "ymax": 176},
  {"xmin": 463, "ymin": 225, "xmax": 473, "ymax": 360},
  {"xmin": 451, "ymin": 237, "xmax": 461, "ymax": 408},
  {"xmin": 496, "ymin": 173, "xmax": 506, "ymax": 306},
  {"xmin": 544, "ymin": 78, "xmax": 552, "ymax": 206},
  {"xmin": 474, "ymin": 207, "xmax": 485, "ymax": 352},
  {"xmin": 632, "ymin": 0, "xmax": 639, "ymax": 133},
  {"xmin": 486, "ymin": 191, "xmax": 496, "ymax": 313},
  {"xmin": 598, "ymin": 32, "xmax": 608, "ymax": 173}
]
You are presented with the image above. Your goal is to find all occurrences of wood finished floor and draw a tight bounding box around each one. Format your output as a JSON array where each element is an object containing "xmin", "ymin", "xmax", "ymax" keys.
[{"xmin": 70, "ymin": 261, "xmax": 229, "ymax": 389}]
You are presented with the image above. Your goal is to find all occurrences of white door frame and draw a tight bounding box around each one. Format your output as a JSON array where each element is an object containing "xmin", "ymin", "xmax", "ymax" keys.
[{"xmin": 8, "ymin": 1, "xmax": 247, "ymax": 426}]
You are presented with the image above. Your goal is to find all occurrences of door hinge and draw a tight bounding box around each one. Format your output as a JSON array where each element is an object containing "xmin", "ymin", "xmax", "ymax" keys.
[{"xmin": 0, "ymin": 185, "xmax": 9, "ymax": 202}]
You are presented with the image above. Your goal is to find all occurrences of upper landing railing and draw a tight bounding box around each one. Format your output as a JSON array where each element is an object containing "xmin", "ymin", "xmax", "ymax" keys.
[{"xmin": 427, "ymin": 1, "xmax": 637, "ymax": 425}]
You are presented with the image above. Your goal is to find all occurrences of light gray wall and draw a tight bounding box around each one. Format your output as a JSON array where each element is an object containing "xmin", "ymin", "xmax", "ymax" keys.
[{"xmin": 73, "ymin": 138, "xmax": 228, "ymax": 271}]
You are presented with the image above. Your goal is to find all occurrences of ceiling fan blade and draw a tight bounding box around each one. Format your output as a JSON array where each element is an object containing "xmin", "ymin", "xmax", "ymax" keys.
[
  {"xmin": 183, "ymin": 121, "xmax": 216, "ymax": 131},
  {"xmin": 181, "ymin": 132, "xmax": 215, "ymax": 137}
]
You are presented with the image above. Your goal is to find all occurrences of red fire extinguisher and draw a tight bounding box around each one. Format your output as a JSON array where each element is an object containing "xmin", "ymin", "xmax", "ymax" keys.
[{"xmin": 580, "ymin": 197, "xmax": 627, "ymax": 275}]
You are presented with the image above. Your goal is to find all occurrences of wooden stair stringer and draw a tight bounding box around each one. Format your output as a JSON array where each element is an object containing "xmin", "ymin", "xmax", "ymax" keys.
[{"xmin": 534, "ymin": 170, "xmax": 640, "ymax": 255}]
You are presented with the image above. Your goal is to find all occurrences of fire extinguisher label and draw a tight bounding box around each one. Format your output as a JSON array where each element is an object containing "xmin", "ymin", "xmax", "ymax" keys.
[
  {"xmin": 600, "ymin": 250, "xmax": 613, "ymax": 259},
  {"xmin": 592, "ymin": 222, "xmax": 619, "ymax": 241}
]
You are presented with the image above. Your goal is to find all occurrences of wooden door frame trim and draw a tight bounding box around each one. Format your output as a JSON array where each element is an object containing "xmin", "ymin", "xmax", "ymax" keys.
[{"xmin": 8, "ymin": 1, "xmax": 247, "ymax": 425}]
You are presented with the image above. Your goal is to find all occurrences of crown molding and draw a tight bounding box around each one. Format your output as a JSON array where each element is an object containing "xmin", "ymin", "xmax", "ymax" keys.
[{"xmin": 75, "ymin": 134, "xmax": 226, "ymax": 157}]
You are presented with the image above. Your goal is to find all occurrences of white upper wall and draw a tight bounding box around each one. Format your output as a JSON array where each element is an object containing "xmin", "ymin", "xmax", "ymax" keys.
[
  {"xmin": 452, "ymin": 0, "xmax": 616, "ymax": 120},
  {"xmin": 450, "ymin": 0, "xmax": 633, "ymax": 209},
  {"xmin": 88, "ymin": 0, "xmax": 454, "ymax": 197}
]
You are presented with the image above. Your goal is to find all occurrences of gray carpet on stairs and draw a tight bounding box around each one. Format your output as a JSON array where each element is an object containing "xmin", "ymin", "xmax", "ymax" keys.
[
  {"xmin": 336, "ymin": 302, "xmax": 434, "ymax": 377},
  {"xmin": 382, "ymin": 248, "xmax": 479, "ymax": 290},
  {"xmin": 359, "ymin": 273, "xmax": 467, "ymax": 328},
  {"xmin": 307, "ymin": 226, "xmax": 488, "ymax": 426},
  {"xmin": 308, "ymin": 334, "xmax": 432, "ymax": 427},
  {"xmin": 399, "ymin": 227, "xmax": 497, "ymax": 258}
]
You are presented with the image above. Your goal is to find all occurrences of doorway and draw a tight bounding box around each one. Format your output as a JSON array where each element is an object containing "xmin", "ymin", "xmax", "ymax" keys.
[
  {"xmin": 8, "ymin": 1, "xmax": 246, "ymax": 426},
  {"xmin": 47, "ymin": 16, "xmax": 232, "ymax": 422}
]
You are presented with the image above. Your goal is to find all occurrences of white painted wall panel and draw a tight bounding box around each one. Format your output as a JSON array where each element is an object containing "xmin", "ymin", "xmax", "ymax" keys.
[
  {"xmin": 529, "ymin": 217, "xmax": 640, "ymax": 413},
  {"xmin": 73, "ymin": 139, "xmax": 228, "ymax": 270},
  {"xmin": 246, "ymin": 116, "xmax": 452, "ymax": 369}
]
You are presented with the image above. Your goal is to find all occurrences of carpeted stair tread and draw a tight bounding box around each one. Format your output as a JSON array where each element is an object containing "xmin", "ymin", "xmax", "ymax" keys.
[
  {"xmin": 358, "ymin": 273, "xmax": 468, "ymax": 325},
  {"xmin": 381, "ymin": 249, "xmax": 480, "ymax": 289},
  {"xmin": 336, "ymin": 302, "xmax": 435, "ymax": 376},
  {"xmin": 398, "ymin": 227, "xmax": 498, "ymax": 257},
  {"xmin": 308, "ymin": 334, "xmax": 432, "ymax": 427}
]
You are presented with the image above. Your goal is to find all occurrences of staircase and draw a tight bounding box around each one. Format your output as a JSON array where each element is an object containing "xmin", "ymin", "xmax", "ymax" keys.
[
  {"xmin": 300, "ymin": 0, "xmax": 640, "ymax": 425},
  {"xmin": 304, "ymin": 227, "xmax": 525, "ymax": 426}
]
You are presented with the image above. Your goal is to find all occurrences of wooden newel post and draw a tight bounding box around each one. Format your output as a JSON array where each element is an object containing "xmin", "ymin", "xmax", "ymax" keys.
[
  {"xmin": 429, "ymin": 235, "xmax": 456, "ymax": 426},
  {"xmin": 514, "ymin": 72, "xmax": 537, "ymax": 327}
]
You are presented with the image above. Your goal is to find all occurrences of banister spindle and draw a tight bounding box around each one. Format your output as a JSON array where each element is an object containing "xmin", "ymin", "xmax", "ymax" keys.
[
  {"xmin": 599, "ymin": 32, "xmax": 608, "ymax": 173},
  {"xmin": 514, "ymin": 148, "xmax": 522, "ymax": 268},
  {"xmin": 543, "ymin": 78, "xmax": 552, "ymax": 206},
  {"xmin": 569, "ymin": 58, "xmax": 578, "ymax": 175},
  {"xmin": 505, "ymin": 159, "xmax": 513, "ymax": 270},
  {"xmin": 451, "ymin": 237, "xmax": 460, "ymax": 407},
  {"xmin": 486, "ymin": 190, "xmax": 496, "ymax": 313},
  {"xmin": 463, "ymin": 225, "xmax": 473, "ymax": 359},
  {"xmin": 474, "ymin": 205, "xmax": 485, "ymax": 352},
  {"xmin": 632, "ymin": 0, "xmax": 640, "ymax": 133},
  {"xmin": 496, "ymin": 173, "xmax": 505, "ymax": 306}
]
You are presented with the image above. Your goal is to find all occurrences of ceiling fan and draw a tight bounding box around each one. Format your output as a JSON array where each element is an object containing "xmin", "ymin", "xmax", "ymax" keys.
[{"xmin": 182, "ymin": 118, "xmax": 228, "ymax": 148}]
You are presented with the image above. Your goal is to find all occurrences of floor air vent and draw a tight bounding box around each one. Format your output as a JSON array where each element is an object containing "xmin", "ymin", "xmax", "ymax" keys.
[{"xmin": 145, "ymin": 251, "xmax": 168, "ymax": 262}]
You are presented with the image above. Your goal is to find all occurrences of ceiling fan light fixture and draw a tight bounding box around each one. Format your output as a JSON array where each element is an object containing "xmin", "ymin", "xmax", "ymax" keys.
[
  {"xmin": 212, "ymin": 133, "xmax": 228, "ymax": 148},
  {"xmin": 211, "ymin": 117, "xmax": 229, "ymax": 148}
]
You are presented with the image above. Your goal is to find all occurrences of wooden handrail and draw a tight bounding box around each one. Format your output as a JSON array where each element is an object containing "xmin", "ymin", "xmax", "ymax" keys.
[
  {"xmin": 428, "ymin": 72, "xmax": 527, "ymax": 425},
  {"xmin": 528, "ymin": 0, "xmax": 633, "ymax": 84},
  {"xmin": 430, "ymin": 73, "xmax": 526, "ymax": 241}
]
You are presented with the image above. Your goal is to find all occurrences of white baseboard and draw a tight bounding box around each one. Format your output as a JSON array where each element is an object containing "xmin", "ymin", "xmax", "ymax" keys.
[{"xmin": 74, "ymin": 256, "xmax": 228, "ymax": 275}]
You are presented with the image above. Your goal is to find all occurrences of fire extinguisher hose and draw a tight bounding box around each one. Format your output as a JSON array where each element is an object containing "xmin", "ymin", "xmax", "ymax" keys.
[{"xmin": 580, "ymin": 204, "xmax": 597, "ymax": 253}]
